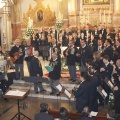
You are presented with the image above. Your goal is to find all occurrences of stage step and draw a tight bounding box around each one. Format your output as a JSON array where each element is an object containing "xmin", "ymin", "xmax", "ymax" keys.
[{"xmin": 9, "ymin": 79, "xmax": 76, "ymax": 101}]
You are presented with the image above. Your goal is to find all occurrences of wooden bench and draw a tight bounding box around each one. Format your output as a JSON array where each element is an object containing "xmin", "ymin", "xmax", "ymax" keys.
[{"xmin": 48, "ymin": 109, "xmax": 107, "ymax": 120}]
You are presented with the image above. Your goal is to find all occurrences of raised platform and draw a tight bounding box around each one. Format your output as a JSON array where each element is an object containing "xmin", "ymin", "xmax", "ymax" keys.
[{"xmin": 10, "ymin": 78, "xmax": 77, "ymax": 101}]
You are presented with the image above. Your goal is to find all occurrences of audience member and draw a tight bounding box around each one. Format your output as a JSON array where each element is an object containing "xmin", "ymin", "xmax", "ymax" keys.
[
  {"xmin": 35, "ymin": 103, "xmax": 54, "ymax": 120},
  {"xmin": 76, "ymin": 106, "xmax": 94, "ymax": 120},
  {"xmin": 59, "ymin": 107, "xmax": 69, "ymax": 120},
  {"xmin": 107, "ymin": 109, "xmax": 115, "ymax": 120}
]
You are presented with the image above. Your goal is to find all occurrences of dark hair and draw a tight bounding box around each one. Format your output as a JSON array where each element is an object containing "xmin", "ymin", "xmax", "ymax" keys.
[
  {"xmin": 82, "ymin": 106, "xmax": 90, "ymax": 117},
  {"xmin": 85, "ymin": 59, "xmax": 92, "ymax": 65},
  {"xmin": 103, "ymin": 55, "xmax": 110, "ymax": 61},
  {"xmin": 40, "ymin": 103, "xmax": 48, "ymax": 112},
  {"xmin": 81, "ymin": 71, "xmax": 91, "ymax": 81},
  {"xmin": 107, "ymin": 109, "xmax": 115, "ymax": 119},
  {"xmin": 91, "ymin": 62, "xmax": 98, "ymax": 70},
  {"xmin": 60, "ymin": 107, "xmax": 69, "ymax": 120},
  {"xmin": 106, "ymin": 39, "xmax": 112, "ymax": 45}
]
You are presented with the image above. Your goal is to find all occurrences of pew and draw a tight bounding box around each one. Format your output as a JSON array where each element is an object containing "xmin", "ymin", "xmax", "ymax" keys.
[{"xmin": 48, "ymin": 109, "xmax": 107, "ymax": 120}]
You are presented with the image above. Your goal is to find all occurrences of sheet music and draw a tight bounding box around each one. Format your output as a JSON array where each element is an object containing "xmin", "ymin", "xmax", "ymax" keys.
[
  {"xmin": 90, "ymin": 111, "xmax": 98, "ymax": 116},
  {"xmin": 108, "ymin": 81, "xmax": 114, "ymax": 89},
  {"xmin": 56, "ymin": 84, "xmax": 62, "ymax": 92},
  {"xmin": 102, "ymin": 89, "xmax": 107, "ymax": 97},
  {"xmin": 5, "ymin": 90, "xmax": 26, "ymax": 96},
  {"xmin": 64, "ymin": 89, "xmax": 71, "ymax": 98}
]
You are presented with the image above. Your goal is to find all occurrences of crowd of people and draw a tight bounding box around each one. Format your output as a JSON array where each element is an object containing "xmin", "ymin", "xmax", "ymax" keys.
[{"xmin": 1, "ymin": 23, "xmax": 120, "ymax": 119}]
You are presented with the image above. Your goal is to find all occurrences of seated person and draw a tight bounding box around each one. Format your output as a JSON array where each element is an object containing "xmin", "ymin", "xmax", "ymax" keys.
[
  {"xmin": 35, "ymin": 103, "xmax": 54, "ymax": 120},
  {"xmin": 59, "ymin": 107, "xmax": 69, "ymax": 120},
  {"xmin": 76, "ymin": 106, "xmax": 94, "ymax": 120},
  {"xmin": 107, "ymin": 109, "xmax": 115, "ymax": 120}
]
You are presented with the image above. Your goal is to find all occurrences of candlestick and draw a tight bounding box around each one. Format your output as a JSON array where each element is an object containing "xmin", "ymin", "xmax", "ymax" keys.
[
  {"xmin": 99, "ymin": 9, "xmax": 101, "ymax": 22},
  {"xmin": 104, "ymin": 9, "xmax": 106, "ymax": 23}
]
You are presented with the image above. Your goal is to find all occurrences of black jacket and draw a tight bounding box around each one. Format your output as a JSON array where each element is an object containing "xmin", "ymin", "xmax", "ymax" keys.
[
  {"xmin": 35, "ymin": 112, "xmax": 54, "ymax": 120},
  {"xmin": 76, "ymin": 116, "xmax": 94, "ymax": 120},
  {"xmin": 48, "ymin": 57, "xmax": 61, "ymax": 80},
  {"xmin": 9, "ymin": 45, "xmax": 25, "ymax": 64},
  {"xmin": 73, "ymin": 80, "xmax": 89, "ymax": 112},
  {"xmin": 30, "ymin": 57, "xmax": 43, "ymax": 77}
]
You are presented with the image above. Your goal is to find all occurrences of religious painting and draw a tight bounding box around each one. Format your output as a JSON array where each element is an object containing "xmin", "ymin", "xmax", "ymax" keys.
[
  {"xmin": 37, "ymin": 10, "xmax": 43, "ymax": 21},
  {"xmin": 84, "ymin": 0, "xmax": 110, "ymax": 4}
]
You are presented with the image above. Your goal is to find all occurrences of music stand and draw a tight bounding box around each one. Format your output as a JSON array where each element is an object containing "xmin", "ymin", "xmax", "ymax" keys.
[
  {"xmin": 104, "ymin": 77, "xmax": 114, "ymax": 91},
  {"xmin": 97, "ymin": 85, "xmax": 107, "ymax": 107},
  {"xmin": 3, "ymin": 88, "xmax": 31, "ymax": 120},
  {"xmin": 53, "ymin": 80, "xmax": 72, "ymax": 110}
]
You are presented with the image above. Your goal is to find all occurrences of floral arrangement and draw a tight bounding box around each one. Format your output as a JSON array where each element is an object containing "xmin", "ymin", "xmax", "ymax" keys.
[{"xmin": 108, "ymin": 92, "xmax": 115, "ymax": 109}]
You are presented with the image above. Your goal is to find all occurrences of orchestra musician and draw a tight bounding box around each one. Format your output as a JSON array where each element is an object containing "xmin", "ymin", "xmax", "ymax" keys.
[
  {"xmin": 63, "ymin": 40, "xmax": 78, "ymax": 82},
  {"xmin": 100, "ymin": 55, "xmax": 113, "ymax": 104},
  {"xmin": 24, "ymin": 39, "xmax": 34, "ymax": 75},
  {"xmin": 48, "ymin": 52, "xmax": 61, "ymax": 96},
  {"xmin": 9, "ymin": 39, "xmax": 25, "ymax": 80},
  {"xmin": 72, "ymin": 71, "xmax": 90, "ymax": 112}
]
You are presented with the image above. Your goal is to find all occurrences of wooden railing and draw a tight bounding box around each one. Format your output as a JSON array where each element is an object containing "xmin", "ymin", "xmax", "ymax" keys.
[{"xmin": 48, "ymin": 109, "xmax": 107, "ymax": 120}]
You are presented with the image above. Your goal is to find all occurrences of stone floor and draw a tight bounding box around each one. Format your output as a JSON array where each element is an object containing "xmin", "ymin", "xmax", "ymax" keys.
[{"xmin": 0, "ymin": 57, "xmax": 108, "ymax": 120}]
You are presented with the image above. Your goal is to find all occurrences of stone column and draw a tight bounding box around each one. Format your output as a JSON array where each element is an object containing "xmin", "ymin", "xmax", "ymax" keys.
[
  {"xmin": 112, "ymin": 0, "xmax": 120, "ymax": 30},
  {"xmin": 114, "ymin": 0, "xmax": 120, "ymax": 13},
  {"xmin": 11, "ymin": 0, "xmax": 22, "ymax": 41},
  {"xmin": 68, "ymin": 0, "xmax": 77, "ymax": 27}
]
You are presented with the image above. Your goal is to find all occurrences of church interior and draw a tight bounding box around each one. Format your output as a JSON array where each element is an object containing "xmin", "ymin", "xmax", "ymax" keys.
[{"xmin": 0, "ymin": 0, "xmax": 120, "ymax": 120}]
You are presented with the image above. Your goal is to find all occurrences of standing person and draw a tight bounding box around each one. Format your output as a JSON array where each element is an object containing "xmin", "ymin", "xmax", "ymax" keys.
[
  {"xmin": 9, "ymin": 39, "xmax": 25, "ymax": 80},
  {"xmin": 35, "ymin": 103, "xmax": 54, "ymax": 120},
  {"xmin": 24, "ymin": 39, "xmax": 34, "ymax": 75},
  {"xmin": 48, "ymin": 53, "xmax": 61, "ymax": 96},
  {"xmin": 72, "ymin": 71, "xmax": 90, "ymax": 112},
  {"xmin": 63, "ymin": 40, "xmax": 78, "ymax": 82},
  {"xmin": 100, "ymin": 55, "xmax": 113, "ymax": 104},
  {"xmin": 77, "ymin": 39, "xmax": 92, "ymax": 72},
  {"xmin": 30, "ymin": 51, "xmax": 45, "ymax": 93}
]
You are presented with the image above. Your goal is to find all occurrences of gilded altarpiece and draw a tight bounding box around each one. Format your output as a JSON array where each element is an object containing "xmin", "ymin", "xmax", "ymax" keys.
[{"xmin": 21, "ymin": 1, "xmax": 56, "ymax": 28}]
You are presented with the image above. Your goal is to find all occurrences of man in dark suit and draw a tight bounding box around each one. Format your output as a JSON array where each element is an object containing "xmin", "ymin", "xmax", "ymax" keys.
[
  {"xmin": 35, "ymin": 103, "xmax": 54, "ymax": 120},
  {"xmin": 113, "ymin": 39, "xmax": 120, "ymax": 63},
  {"xmin": 76, "ymin": 106, "xmax": 94, "ymax": 120},
  {"xmin": 48, "ymin": 52, "xmax": 61, "ymax": 95},
  {"xmin": 30, "ymin": 51, "xmax": 45, "ymax": 93},
  {"xmin": 72, "ymin": 71, "xmax": 90, "ymax": 112},
  {"xmin": 93, "ymin": 39, "xmax": 104, "ymax": 53},
  {"xmin": 102, "ymin": 39, "xmax": 113, "ymax": 61},
  {"xmin": 92, "ymin": 25, "xmax": 99, "ymax": 39},
  {"xmin": 77, "ymin": 39, "xmax": 92, "ymax": 72},
  {"xmin": 63, "ymin": 40, "xmax": 78, "ymax": 82},
  {"xmin": 100, "ymin": 55, "xmax": 113, "ymax": 104}
]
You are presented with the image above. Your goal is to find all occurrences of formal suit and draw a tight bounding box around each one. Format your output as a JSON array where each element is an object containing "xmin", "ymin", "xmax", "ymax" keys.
[
  {"xmin": 113, "ymin": 46, "xmax": 120, "ymax": 62},
  {"xmin": 49, "ymin": 57, "xmax": 61, "ymax": 93},
  {"xmin": 92, "ymin": 30, "xmax": 99, "ymax": 39},
  {"xmin": 63, "ymin": 46, "xmax": 78, "ymax": 81},
  {"xmin": 114, "ymin": 84, "xmax": 120, "ymax": 114},
  {"xmin": 78, "ymin": 45, "xmax": 92, "ymax": 71},
  {"xmin": 35, "ymin": 112, "xmax": 54, "ymax": 120},
  {"xmin": 102, "ymin": 45, "xmax": 113, "ymax": 60},
  {"xmin": 30, "ymin": 56, "xmax": 44, "ymax": 92},
  {"xmin": 93, "ymin": 45, "xmax": 104, "ymax": 53},
  {"xmin": 100, "ymin": 63, "xmax": 113, "ymax": 103},
  {"xmin": 72, "ymin": 80, "xmax": 89, "ymax": 112},
  {"xmin": 88, "ymin": 76, "xmax": 98, "ymax": 112}
]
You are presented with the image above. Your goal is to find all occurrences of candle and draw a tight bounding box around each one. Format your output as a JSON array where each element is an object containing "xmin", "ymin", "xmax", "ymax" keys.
[
  {"xmin": 104, "ymin": 9, "xmax": 105, "ymax": 23},
  {"xmin": 99, "ymin": 9, "xmax": 101, "ymax": 22}
]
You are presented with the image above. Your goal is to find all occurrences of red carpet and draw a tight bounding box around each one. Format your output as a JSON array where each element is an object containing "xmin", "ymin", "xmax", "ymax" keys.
[{"xmin": 45, "ymin": 72, "xmax": 80, "ymax": 78}]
